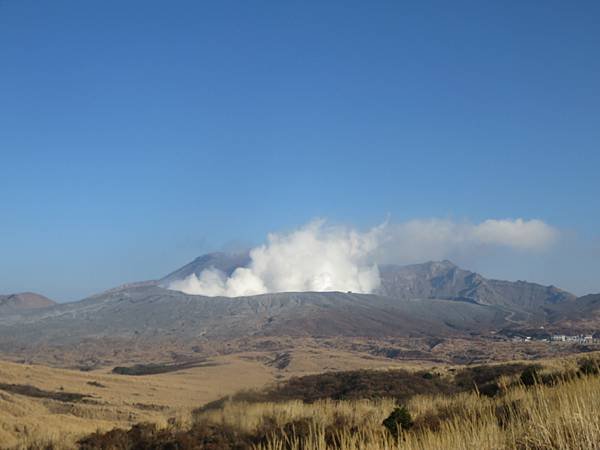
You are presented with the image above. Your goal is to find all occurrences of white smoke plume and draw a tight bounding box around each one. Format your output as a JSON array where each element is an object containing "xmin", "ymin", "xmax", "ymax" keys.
[
  {"xmin": 169, "ymin": 220, "xmax": 382, "ymax": 297},
  {"xmin": 169, "ymin": 218, "xmax": 558, "ymax": 297}
]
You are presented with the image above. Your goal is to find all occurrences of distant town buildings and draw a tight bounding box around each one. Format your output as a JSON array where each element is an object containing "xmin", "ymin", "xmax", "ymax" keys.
[
  {"xmin": 509, "ymin": 333, "xmax": 599, "ymax": 344},
  {"xmin": 550, "ymin": 334, "xmax": 595, "ymax": 344}
]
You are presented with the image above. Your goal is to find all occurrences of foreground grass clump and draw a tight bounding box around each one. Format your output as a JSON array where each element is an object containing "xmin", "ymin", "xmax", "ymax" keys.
[
  {"xmin": 382, "ymin": 405, "xmax": 413, "ymax": 437},
  {"xmin": 70, "ymin": 371, "xmax": 600, "ymax": 450}
]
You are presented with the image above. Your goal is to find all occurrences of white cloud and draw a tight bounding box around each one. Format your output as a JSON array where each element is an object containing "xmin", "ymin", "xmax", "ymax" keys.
[
  {"xmin": 376, "ymin": 218, "xmax": 558, "ymax": 264},
  {"xmin": 472, "ymin": 218, "xmax": 558, "ymax": 250},
  {"xmin": 168, "ymin": 218, "xmax": 558, "ymax": 297}
]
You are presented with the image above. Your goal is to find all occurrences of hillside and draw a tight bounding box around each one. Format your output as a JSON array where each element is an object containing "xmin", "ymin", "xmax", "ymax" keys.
[
  {"xmin": 0, "ymin": 292, "xmax": 56, "ymax": 313},
  {"xmin": 545, "ymin": 293, "xmax": 600, "ymax": 330},
  {"xmin": 0, "ymin": 286, "xmax": 505, "ymax": 347},
  {"xmin": 377, "ymin": 260, "xmax": 575, "ymax": 311},
  {"xmin": 161, "ymin": 254, "xmax": 577, "ymax": 311},
  {"xmin": 7, "ymin": 352, "xmax": 599, "ymax": 450},
  {"xmin": 160, "ymin": 252, "xmax": 251, "ymax": 285},
  {"xmin": 0, "ymin": 256, "xmax": 595, "ymax": 366}
]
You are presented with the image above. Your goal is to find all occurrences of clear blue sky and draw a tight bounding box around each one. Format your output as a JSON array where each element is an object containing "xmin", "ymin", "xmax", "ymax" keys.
[{"xmin": 1, "ymin": 1, "xmax": 599, "ymax": 300}]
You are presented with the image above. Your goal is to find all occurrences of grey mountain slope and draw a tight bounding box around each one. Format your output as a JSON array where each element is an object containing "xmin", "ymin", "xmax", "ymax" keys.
[
  {"xmin": 160, "ymin": 252, "xmax": 251, "ymax": 285},
  {"xmin": 0, "ymin": 285, "xmax": 506, "ymax": 349},
  {"xmin": 376, "ymin": 261, "xmax": 575, "ymax": 311},
  {"xmin": 162, "ymin": 254, "xmax": 576, "ymax": 310},
  {"xmin": 544, "ymin": 293, "xmax": 600, "ymax": 325},
  {"xmin": 0, "ymin": 256, "xmax": 587, "ymax": 354},
  {"xmin": 0, "ymin": 292, "xmax": 56, "ymax": 313}
]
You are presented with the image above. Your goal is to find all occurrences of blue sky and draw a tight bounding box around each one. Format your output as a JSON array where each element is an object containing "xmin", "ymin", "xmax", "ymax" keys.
[{"xmin": 1, "ymin": 1, "xmax": 599, "ymax": 300}]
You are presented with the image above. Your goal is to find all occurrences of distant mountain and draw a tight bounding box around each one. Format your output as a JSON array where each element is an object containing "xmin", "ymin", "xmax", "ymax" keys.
[
  {"xmin": 0, "ymin": 292, "xmax": 56, "ymax": 313},
  {"xmin": 161, "ymin": 255, "xmax": 576, "ymax": 312},
  {"xmin": 160, "ymin": 252, "xmax": 251, "ymax": 286},
  {"xmin": 0, "ymin": 255, "xmax": 593, "ymax": 363},
  {"xmin": 544, "ymin": 293, "xmax": 600, "ymax": 331},
  {"xmin": 377, "ymin": 261, "xmax": 575, "ymax": 312},
  {"xmin": 0, "ymin": 285, "xmax": 506, "ymax": 350}
]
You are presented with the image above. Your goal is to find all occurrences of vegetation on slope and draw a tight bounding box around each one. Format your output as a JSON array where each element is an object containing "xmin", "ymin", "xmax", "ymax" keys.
[
  {"xmin": 0, "ymin": 383, "xmax": 90, "ymax": 403},
  {"xmin": 75, "ymin": 372, "xmax": 600, "ymax": 449},
  {"xmin": 111, "ymin": 358, "xmax": 218, "ymax": 376},
  {"xmin": 66, "ymin": 358, "xmax": 600, "ymax": 450},
  {"xmin": 198, "ymin": 362, "xmax": 533, "ymax": 410}
]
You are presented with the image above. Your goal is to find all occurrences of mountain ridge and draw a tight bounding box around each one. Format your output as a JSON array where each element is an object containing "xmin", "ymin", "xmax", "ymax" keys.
[
  {"xmin": 376, "ymin": 261, "xmax": 575, "ymax": 312},
  {"xmin": 0, "ymin": 255, "xmax": 595, "ymax": 366},
  {"xmin": 159, "ymin": 253, "xmax": 577, "ymax": 310},
  {"xmin": 160, "ymin": 252, "xmax": 251, "ymax": 286},
  {"xmin": 0, "ymin": 292, "xmax": 56, "ymax": 313}
]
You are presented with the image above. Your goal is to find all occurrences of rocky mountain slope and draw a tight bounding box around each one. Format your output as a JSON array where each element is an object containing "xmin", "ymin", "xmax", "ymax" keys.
[
  {"xmin": 377, "ymin": 260, "xmax": 575, "ymax": 312},
  {"xmin": 160, "ymin": 252, "xmax": 251, "ymax": 285},
  {"xmin": 544, "ymin": 294, "xmax": 600, "ymax": 330},
  {"xmin": 0, "ymin": 292, "xmax": 56, "ymax": 313},
  {"xmin": 160, "ymin": 253, "xmax": 576, "ymax": 313},
  {"xmin": 0, "ymin": 285, "xmax": 504, "ymax": 349},
  {"xmin": 0, "ymin": 255, "xmax": 594, "ymax": 362}
]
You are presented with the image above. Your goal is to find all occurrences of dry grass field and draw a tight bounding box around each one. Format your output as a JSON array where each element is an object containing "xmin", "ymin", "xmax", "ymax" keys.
[
  {"xmin": 79, "ymin": 353, "xmax": 600, "ymax": 450},
  {"xmin": 198, "ymin": 371, "xmax": 600, "ymax": 450},
  {"xmin": 0, "ymin": 354, "xmax": 269, "ymax": 449},
  {"xmin": 0, "ymin": 346, "xmax": 412, "ymax": 449},
  {"xmin": 0, "ymin": 346, "xmax": 597, "ymax": 449}
]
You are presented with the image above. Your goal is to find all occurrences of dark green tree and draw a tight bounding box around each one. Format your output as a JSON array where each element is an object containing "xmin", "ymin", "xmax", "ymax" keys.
[
  {"xmin": 520, "ymin": 367, "xmax": 540, "ymax": 386},
  {"xmin": 382, "ymin": 405, "xmax": 413, "ymax": 438}
]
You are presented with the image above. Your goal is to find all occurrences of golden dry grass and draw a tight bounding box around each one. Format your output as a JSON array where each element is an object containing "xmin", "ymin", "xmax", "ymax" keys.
[
  {"xmin": 0, "ymin": 346, "xmax": 411, "ymax": 449},
  {"xmin": 0, "ymin": 350, "xmax": 597, "ymax": 449},
  {"xmin": 0, "ymin": 353, "xmax": 272, "ymax": 449},
  {"xmin": 193, "ymin": 373, "xmax": 600, "ymax": 450}
]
